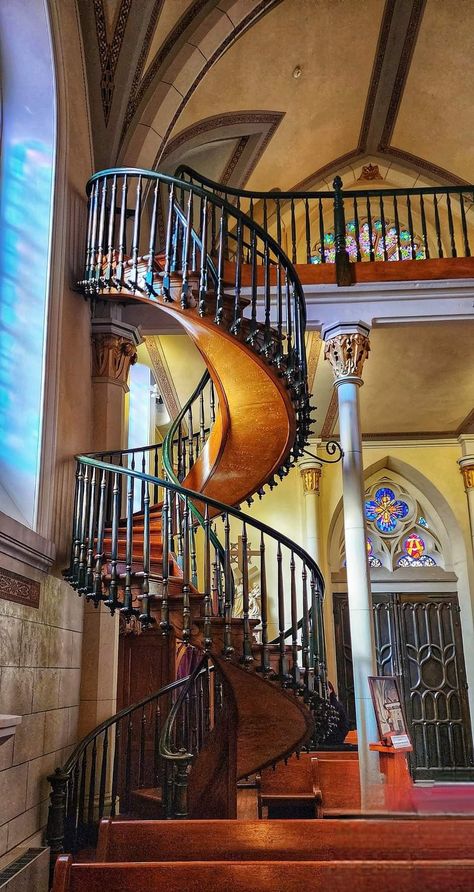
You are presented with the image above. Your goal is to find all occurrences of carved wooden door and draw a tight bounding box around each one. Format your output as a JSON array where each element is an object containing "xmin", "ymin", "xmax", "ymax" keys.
[{"xmin": 333, "ymin": 591, "xmax": 474, "ymax": 780}]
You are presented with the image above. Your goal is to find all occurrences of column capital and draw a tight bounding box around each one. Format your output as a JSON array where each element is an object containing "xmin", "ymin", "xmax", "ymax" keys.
[
  {"xmin": 459, "ymin": 456, "xmax": 474, "ymax": 490},
  {"xmin": 298, "ymin": 439, "xmax": 323, "ymax": 494},
  {"xmin": 322, "ymin": 321, "xmax": 371, "ymax": 385},
  {"xmin": 91, "ymin": 319, "xmax": 142, "ymax": 389}
]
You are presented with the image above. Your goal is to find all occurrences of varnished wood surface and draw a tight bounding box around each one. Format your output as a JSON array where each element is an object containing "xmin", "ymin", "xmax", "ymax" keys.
[
  {"xmin": 225, "ymin": 255, "xmax": 474, "ymax": 287},
  {"xmin": 51, "ymin": 855, "xmax": 474, "ymax": 892},
  {"xmin": 214, "ymin": 656, "xmax": 313, "ymax": 779},
  {"xmin": 96, "ymin": 817, "xmax": 474, "ymax": 863},
  {"xmin": 258, "ymin": 750, "xmax": 358, "ymax": 817},
  {"xmin": 312, "ymin": 757, "xmax": 361, "ymax": 816}
]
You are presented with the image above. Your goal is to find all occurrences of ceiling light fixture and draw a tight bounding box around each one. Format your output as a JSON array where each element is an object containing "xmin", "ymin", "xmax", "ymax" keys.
[{"xmin": 292, "ymin": 65, "xmax": 302, "ymax": 79}]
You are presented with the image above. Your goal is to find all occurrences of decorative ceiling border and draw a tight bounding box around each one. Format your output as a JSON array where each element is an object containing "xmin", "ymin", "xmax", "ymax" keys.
[
  {"xmin": 378, "ymin": 0, "xmax": 427, "ymax": 151},
  {"xmin": 93, "ymin": 0, "xmax": 132, "ymax": 125},
  {"xmin": 306, "ymin": 332, "xmax": 322, "ymax": 393},
  {"xmin": 125, "ymin": 0, "xmax": 165, "ymax": 131},
  {"xmin": 144, "ymin": 336, "xmax": 181, "ymax": 421},
  {"xmin": 321, "ymin": 390, "xmax": 338, "ymax": 440},
  {"xmin": 358, "ymin": 0, "xmax": 396, "ymax": 151},
  {"xmin": 153, "ymin": 0, "xmax": 284, "ymax": 167},
  {"xmin": 160, "ymin": 110, "xmax": 285, "ymax": 185},
  {"xmin": 378, "ymin": 147, "xmax": 468, "ymax": 186}
]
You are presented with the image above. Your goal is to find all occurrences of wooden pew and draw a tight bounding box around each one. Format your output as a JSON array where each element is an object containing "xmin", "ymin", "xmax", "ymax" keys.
[
  {"xmin": 96, "ymin": 817, "xmax": 474, "ymax": 863},
  {"xmin": 312, "ymin": 756, "xmax": 361, "ymax": 816},
  {"xmin": 52, "ymin": 855, "xmax": 474, "ymax": 892},
  {"xmin": 257, "ymin": 750, "xmax": 358, "ymax": 817}
]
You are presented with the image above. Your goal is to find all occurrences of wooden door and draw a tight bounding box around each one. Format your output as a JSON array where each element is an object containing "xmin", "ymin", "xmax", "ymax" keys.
[{"xmin": 333, "ymin": 591, "xmax": 474, "ymax": 780}]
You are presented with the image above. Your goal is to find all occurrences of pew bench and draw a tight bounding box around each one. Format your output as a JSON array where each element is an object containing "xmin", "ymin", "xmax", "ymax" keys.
[
  {"xmin": 257, "ymin": 749, "xmax": 358, "ymax": 818},
  {"xmin": 311, "ymin": 756, "xmax": 361, "ymax": 817},
  {"xmin": 52, "ymin": 855, "xmax": 474, "ymax": 892},
  {"xmin": 96, "ymin": 817, "xmax": 474, "ymax": 862}
]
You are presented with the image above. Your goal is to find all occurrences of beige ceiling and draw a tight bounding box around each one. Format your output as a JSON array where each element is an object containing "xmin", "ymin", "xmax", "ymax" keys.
[{"xmin": 312, "ymin": 322, "xmax": 474, "ymax": 439}]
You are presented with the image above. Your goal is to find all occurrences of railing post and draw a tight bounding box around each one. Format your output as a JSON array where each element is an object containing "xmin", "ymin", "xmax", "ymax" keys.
[
  {"xmin": 173, "ymin": 756, "xmax": 191, "ymax": 818},
  {"xmin": 333, "ymin": 176, "xmax": 352, "ymax": 286},
  {"xmin": 46, "ymin": 768, "xmax": 69, "ymax": 863}
]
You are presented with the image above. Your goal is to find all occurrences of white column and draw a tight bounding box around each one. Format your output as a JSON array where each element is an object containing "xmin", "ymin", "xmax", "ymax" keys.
[
  {"xmin": 322, "ymin": 321, "xmax": 382, "ymax": 809},
  {"xmin": 298, "ymin": 440, "xmax": 323, "ymax": 567}
]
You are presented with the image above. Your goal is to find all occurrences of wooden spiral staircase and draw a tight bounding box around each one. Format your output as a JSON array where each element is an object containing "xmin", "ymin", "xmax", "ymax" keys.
[{"xmin": 47, "ymin": 169, "xmax": 332, "ymax": 857}]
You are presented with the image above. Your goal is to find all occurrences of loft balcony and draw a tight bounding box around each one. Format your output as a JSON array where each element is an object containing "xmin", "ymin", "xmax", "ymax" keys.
[{"xmin": 79, "ymin": 167, "xmax": 474, "ymax": 305}]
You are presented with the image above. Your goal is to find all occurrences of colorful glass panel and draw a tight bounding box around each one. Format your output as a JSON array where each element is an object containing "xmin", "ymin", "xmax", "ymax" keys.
[
  {"xmin": 365, "ymin": 487, "xmax": 409, "ymax": 533},
  {"xmin": 311, "ymin": 219, "xmax": 426, "ymax": 264},
  {"xmin": 397, "ymin": 533, "xmax": 436, "ymax": 567}
]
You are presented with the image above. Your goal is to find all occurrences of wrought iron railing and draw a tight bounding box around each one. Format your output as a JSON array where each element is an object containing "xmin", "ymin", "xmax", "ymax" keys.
[
  {"xmin": 65, "ymin": 455, "xmax": 326, "ymax": 688},
  {"xmin": 45, "ymin": 673, "xmax": 196, "ymax": 857},
  {"xmin": 176, "ymin": 165, "xmax": 474, "ymax": 285}
]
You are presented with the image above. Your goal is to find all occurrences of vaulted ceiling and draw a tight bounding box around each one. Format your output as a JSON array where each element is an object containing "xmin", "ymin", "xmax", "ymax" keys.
[{"xmin": 79, "ymin": 0, "xmax": 474, "ymax": 188}]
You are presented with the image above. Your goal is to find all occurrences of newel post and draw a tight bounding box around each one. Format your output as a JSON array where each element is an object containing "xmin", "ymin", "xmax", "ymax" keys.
[
  {"xmin": 46, "ymin": 767, "xmax": 69, "ymax": 862},
  {"xmin": 333, "ymin": 176, "xmax": 352, "ymax": 286}
]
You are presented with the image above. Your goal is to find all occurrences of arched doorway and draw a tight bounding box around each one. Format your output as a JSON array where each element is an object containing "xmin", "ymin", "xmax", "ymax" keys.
[{"xmin": 330, "ymin": 461, "xmax": 474, "ymax": 781}]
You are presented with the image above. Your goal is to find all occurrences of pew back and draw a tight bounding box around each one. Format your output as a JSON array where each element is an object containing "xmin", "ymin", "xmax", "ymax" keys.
[
  {"xmin": 52, "ymin": 856, "xmax": 474, "ymax": 892},
  {"xmin": 312, "ymin": 757, "xmax": 361, "ymax": 815},
  {"xmin": 96, "ymin": 817, "xmax": 474, "ymax": 862},
  {"xmin": 257, "ymin": 750, "xmax": 358, "ymax": 816}
]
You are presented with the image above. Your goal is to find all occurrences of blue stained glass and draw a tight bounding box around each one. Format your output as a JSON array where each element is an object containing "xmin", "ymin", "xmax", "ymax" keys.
[
  {"xmin": 418, "ymin": 516, "xmax": 428, "ymax": 528},
  {"xmin": 375, "ymin": 487, "xmax": 395, "ymax": 501},
  {"xmin": 365, "ymin": 487, "xmax": 409, "ymax": 533}
]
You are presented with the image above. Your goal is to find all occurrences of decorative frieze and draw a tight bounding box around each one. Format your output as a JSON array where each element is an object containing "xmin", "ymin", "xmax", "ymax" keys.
[
  {"xmin": 0, "ymin": 567, "xmax": 40, "ymax": 608},
  {"xmin": 460, "ymin": 462, "xmax": 474, "ymax": 490}
]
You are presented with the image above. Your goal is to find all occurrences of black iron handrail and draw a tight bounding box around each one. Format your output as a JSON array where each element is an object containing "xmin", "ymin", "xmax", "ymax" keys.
[{"xmin": 175, "ymin": 164, "xmax": 474, "ymax": 280}]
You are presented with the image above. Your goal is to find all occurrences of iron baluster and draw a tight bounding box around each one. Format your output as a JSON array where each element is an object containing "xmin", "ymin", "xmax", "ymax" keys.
[
  {"xmin": 353, "ymin": 195, "xmax": 361, "ymax": 261},
  {"xmin": 154, "ymin": 703, "xmax": 162, "ymax": 788},
  {"xmin": 104, "ymin": 173, "xmax": 117, "ymax": 286},
  {"xmin": 77, "ymin": 750, "xmax": 87, "ymax": 847},
  {"xmin": 259, "ymin": 532, "xmax": 269, "ymax": 674},
  {"xmin": 160, "ymin": 488, "xmax": 171, "ymax": 634},
  {"xmin": 199, "ymin": 195, "xmax": 208, "ymax": 315},
  {"xmin": 181, "ymin": 188, "xmax": 193, "ymax": 308},
  {"xmin": 248, "ymin": 227, "xmax": 258, "ymax": 343},
  {"xmin": 263, "ymin": 242, "xmax": 271, "ymax": 353},
  {"xmin": 318, "ymin": 197, "xmax": 325, "ymax": 263},
  {"xmin": 214, "ymin": 207, "xmax": 226, "ymax": 325},
  {"xmin": 305, "ymin": 197, "xmax": 311, "ymax": 263},
  {"xmin": 86, "ymin": 738, "xmax": 97, "ymax": 829},
  {"xmin": 333, "ymin": 176, "xmax": 351, "ymax": 284},
  {"xmin": 446, "ymin": 192, "xmax": 457, "ymax": 257},
  {"xmin": 460, "ymin": 192, "xmax": 470, "ymax": 256},
  {"xmin": 77, "ymin": 465, "xmax": 90, "ymax": 593},
  {"xmin": 124, "ymin": 716, "xmax": 133, "ymax": 814},
  {"xmin": 110, "ymin": 720, "xmax": 121, "ymax": 817},
  {"xmin": 406, "ymin": 193, "xmax": 416, "ymax": 259},
  {"xmin": 203, "ymin": 505, "xmax": 212, "ymax": 650},
  {"xmin": 302, "ymin": 565, "xmax": 313, "ymax": 693},
  {"xmin": 130, "ymin": 174, "xmax": 142, "ymax": 290},
  {"xmin": 223, "ymin": 513, "xmax": 234, "ymax": 657},
  {"xmin": 116, "ymin": 175, "xmax": 128, "ymax": 287},
  {"xmin": 241, "ymin": 521, "xmax": 253, "ymax": 664},
  {"xmin": 105, "ymin": 472, "xmax": 120, "ymax": 613},
  {"xmin": 187, "ymin": 406, "xmax": 194, "ymax": 468},
  {"xmin": 420, "ymin": 194, "xmax": 430, "ymax": 259},
  {"xmin": 138, "ymin": 706, "xmax": 147, "ymax": 787},
  {"xmin": 138, "ymin": 483, "xmax": 152, "ymax": 627},
  {"xmin": 162, "ymin": 183, "xmax": 175, "ymax": 300},
  {"xmin": 277, "ymin": 543, "xmax": 287, "ymax": 680},
  {"xmin": 181, "ymin": 498, "xmax": 191, "ymax": 644},
  {"xmin": 89, "ymin": 182, "xmax": 99, "ymax": 285},
  {"xmin": 290, "ymin": 551, "xmax": 299, "ymax": 687},
  {"xmin": 93, "ymin": 469, "xmax": 107, "ymax": 604},
  {"xmin": 393, "ymin": 194, "xmax": 402, "ymax": 259},
  {"xmin": 290, "ymin": 197, "xmax": 297, "ymax": 263},
  {"xmin": 276, "ymin": 198, "xmax": 282, "ymax": 249},
  {"xmin": 84, "ymin": 183, "xmax": 95, "ymax": 285},
  {"xmin": 97, "ymin": 729, "xmax": 108, "ymax": 820},
  {"xmin": 122, "ymin": 474, "xmax": 134, "ymax": 616},
  {"xmin": 379, "ymin": 196, "xmax": 388, "ymax": 261},
  {"xmin": 85, "ymin": 465, "xmax": 97, "ymax": 595},
  {"xmin": 96, "ymin": 176, "xmax": 107, "ymax": 280},
  {"xmin": 145, "ymin": 178, "xmax": 159, "ymax": 294},
  {"xmin": 366, "ymin": 195, "xmax": 375, "ymax": 262},
  {"xmin": 232, "ymin": 217, "xmax": 243, "ymax": 333},
  {"xmin": 199, "ymin": 388, "xmax": 205, "ymax": 449},
  {"xmin": 190, "ymin": 522, "xmax": 198, "ymax": 589},
  {"xmin": 210, "ymin": 379, "xmax": 216, "ymax": 425},
  {"xmin": 434, "ymin": 193, "xmax": 443, "ymax": 257}
]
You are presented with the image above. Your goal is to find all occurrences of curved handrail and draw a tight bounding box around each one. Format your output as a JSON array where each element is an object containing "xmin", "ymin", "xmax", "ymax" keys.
[
  {"xmin": 75, "ymin": 453, "xmax": 325, "ymax": 594},
  {"xmin": 84, "ymin": 166, "xmax": 308, "ymax": 345}
]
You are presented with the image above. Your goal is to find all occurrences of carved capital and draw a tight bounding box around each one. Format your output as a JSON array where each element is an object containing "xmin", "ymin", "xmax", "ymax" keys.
[
  {"xmin": 300, "ymin": 466, "xmax": 322, "ymax": 494},
  {"xmin": 460, "ymin": 462, "xmax": 474, "ymax": 490},
  {"xmin": 324, "ymin": 331, "xmax": 370, "ymax": 381},
  {"xmin": 91, "ymin": 334, "xmax": 137, "ymax": 384}
]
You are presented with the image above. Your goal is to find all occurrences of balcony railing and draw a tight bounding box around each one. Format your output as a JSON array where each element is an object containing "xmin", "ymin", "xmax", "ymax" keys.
[{"xmin": 177, "ymin": 166, "xmax": 474, "ymax": 286}]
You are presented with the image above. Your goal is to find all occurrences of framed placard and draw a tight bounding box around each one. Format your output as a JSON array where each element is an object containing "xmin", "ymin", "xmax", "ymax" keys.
[{"xmin": 368, "ymin": 675, "xmax": 411, "ymax": 747}]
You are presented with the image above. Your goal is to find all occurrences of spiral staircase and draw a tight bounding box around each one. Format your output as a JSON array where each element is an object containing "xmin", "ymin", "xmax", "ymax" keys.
[{"xmin": 47, "ymin": 169, "xmax": 332, "ymax": 857}]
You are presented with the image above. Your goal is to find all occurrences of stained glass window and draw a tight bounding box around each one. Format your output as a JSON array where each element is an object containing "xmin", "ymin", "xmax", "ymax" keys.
[
  {"xmin": 311, "ymin": 219, "xmax": 426, "ymax": 264},
  {"xmin": 397, "ymin": 534, "xmax": 436, "ymax": 567},
  {"xmin": 365, "ymin": 487, "xmax": 409, "ymax": 534},
  {"xmin": 367, "ymin": 537, "xmax": 382, "ymax": 568}
]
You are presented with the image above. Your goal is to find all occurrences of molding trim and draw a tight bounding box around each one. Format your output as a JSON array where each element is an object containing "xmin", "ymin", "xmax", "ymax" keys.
[
  {"xmin": 93, "ymin": 0, "xmax": 132, "ymax": 125},
  {"xmin": 378, "ymin": 0, "xmax": 426, "ymax": 151},
  {"xmin": 358, "ymin": 0, "xmax": 396, "ymax": 151},
  {"xmin": 0, "ymin": 512, "xmax": 55, "ymax": 580}
]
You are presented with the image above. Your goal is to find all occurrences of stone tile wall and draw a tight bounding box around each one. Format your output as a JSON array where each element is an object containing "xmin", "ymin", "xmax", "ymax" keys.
[{"xmin": 0, "ymin": 575, "xmax": 83, "ymax": 855}]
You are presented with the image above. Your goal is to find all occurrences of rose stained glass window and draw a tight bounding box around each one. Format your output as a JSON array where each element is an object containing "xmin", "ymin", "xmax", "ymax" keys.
[
  {"xmin": 397, "ymin": 533, "xmax": 436, "ymax": 567},
  {"xmin": 311, "ymin": 219, "xmax": 426, "ymax": 264},
  {"xmin": 365, "ymin": 487, "xmax": 409, "ymax": 534}
]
